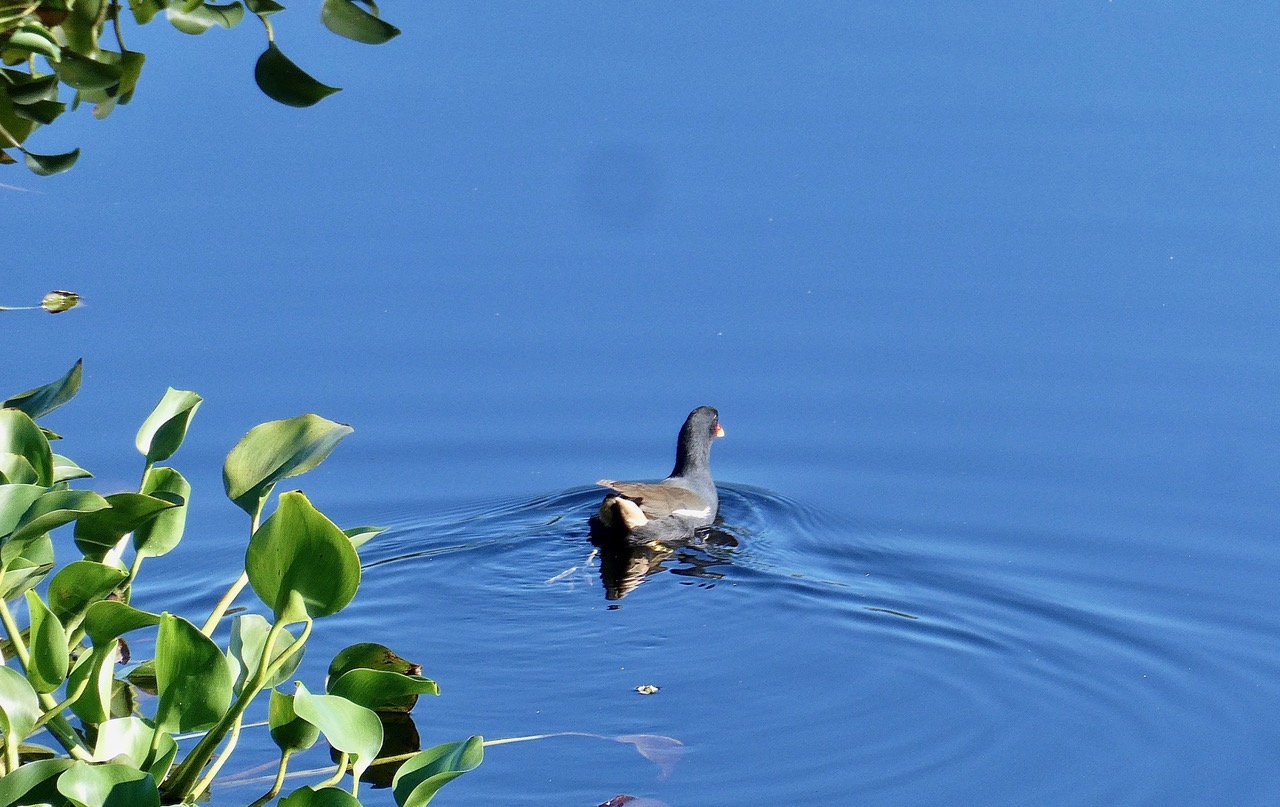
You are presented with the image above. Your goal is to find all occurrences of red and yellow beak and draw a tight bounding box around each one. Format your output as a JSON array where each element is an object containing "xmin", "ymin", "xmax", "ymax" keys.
[{"xmin": 714, "ymin": 423, "xmax": 726, "ymax": 438}]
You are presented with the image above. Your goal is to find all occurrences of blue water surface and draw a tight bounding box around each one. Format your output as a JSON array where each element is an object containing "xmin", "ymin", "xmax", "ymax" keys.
[{"xmin": 5, "ymin": 3, "xmax": 1280, "ymax": 805}]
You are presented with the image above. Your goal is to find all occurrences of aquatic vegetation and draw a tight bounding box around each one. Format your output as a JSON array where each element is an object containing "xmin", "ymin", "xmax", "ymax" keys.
[{"xmin": 0, "ymin": 361, "xmax": 480, "ymax": 806}]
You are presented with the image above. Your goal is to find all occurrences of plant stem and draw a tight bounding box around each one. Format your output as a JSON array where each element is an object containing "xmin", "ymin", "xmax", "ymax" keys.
[
  {"xmin": 191, "ymin": 712, "xmax": 244, "ymax": 801},
  {"xmin": 200, "ymin": 571, "xmax": 249, "ymax": 635},
  {"xmin": 247, "ymin": 752, "xmax": 291, "ymax": 807},
  {"xmin": 0, "ymin": 587, "xmax": 32, "ymax": 668},
  {"xmin": 32, "ymin": 673, "xmax": 91, "ymax": 732},
  {"xmin": 317, "ymin": 752, "xmax": 348, "ymax": 789}
]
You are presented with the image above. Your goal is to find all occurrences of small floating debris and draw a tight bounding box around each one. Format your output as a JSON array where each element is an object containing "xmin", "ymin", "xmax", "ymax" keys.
[
  {"xmin": 866, "ymin": 606, "xmax": 919, "ymax": 620},
  {"xmin": 635, "ymin": 684, "xmax": 660, "ymax": 695},
  {"xmin": 0, "ymin": 289, "xmax": 81, "ymax": 314}
]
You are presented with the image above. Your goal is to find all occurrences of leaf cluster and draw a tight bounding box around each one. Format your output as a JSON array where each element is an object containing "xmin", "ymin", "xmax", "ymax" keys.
[
  {"xmin": 0, "ymin": 361, "xmax": 481, "ymax": 806},
  {"xmin": 0, "ymin": 0, "xmax": 400, "ymax": 174}
]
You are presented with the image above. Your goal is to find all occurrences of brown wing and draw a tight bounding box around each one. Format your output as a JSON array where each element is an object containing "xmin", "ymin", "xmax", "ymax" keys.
[{"xmin": 596, "ymin": 479, "xmax": 709, "ymax": 519}]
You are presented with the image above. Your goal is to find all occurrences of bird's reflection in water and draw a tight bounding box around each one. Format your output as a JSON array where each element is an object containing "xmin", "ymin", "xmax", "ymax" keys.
[{"xmin": 590, "ymin": 521, "xmax": 739, "ymax": 601}]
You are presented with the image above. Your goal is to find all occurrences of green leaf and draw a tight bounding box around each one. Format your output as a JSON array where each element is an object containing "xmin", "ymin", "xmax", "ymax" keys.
[
  {"xmin": 12, "ymin": 98, "xmax": 67, "ymax": 124},
  {"xmin": 4, "ymin": 73, "xmax": 60, "ymax": 105},
  {"xmin": 73, "ymin": 492, "xmax": 177, "ymax": 561},
  {"xmin": 129, "ymin": 0, "xmax": 165, "ymax": 24},
  {"xmin": 135, "ymin": 387, "xmax": 202, "ymax": 464},
  {"xmin": 83, "ymin": 600, "xmax": 162, "ymax": 646},
  {"xmin": 66, "ymin": 641, "xmax": 118, "ymax": 724},
  {"xmin": 7, "ymin": 488, "xmax": 111, "ymax": 551},
  {"xmin": 118, "ymin": 50, "xmax": 146, "ymax": 104},
  {"xmin": 53, "ymin": 453, "xmax": 94, "ymax": 483},
  {"xmin": 223, "ymin": 413, "xmax": 352, "ymax": 516},
  {"xmin": 246, "ymin": 0, "xmax": 286, "ymax": 14},
  {"xmin": 0, "ymin": 453, "xmax": 38, "ymax": 484},
  {"xmin": 328, "ymin": 642, "xmax": 418, "ymax": 680},
  {"xmin": 47, "ymin": 560, "xmax": 127, "ymax": 627},
  {"xmin": 321, "ymin": 0, "xmax": 400, "ymax": 44},
  {"xmin": 0, "ymin": 483, "xmax": 48, "ymax": 540},
  {"xmin": 91, "ymin": 716, "xmax": 178, "ymax": 781},
  {"xmin": 24, "ymin": 590, "xmax": 69, "ymax": 693},
  {"xmin": 0, "ymin": 665, "xmax": 41, "ymax": 747},
  {"xmin": 327, "ymin": 668, "xmax": 438, "ymax": 713},
  {"xmin": 57, "ymin": 759, "xmax": 160, "ymax": 807},
  {"xmin": 391, "ymin": 736, "xmax": 485, "ymax": 807},
  {"xmin": 269, "ymin": 689, "xmax": 320, "ymax": 755},
  {"xmin": 280, "ymin": 786, "xmax": 363, "ymax": 807},
  {"xmin": 53, "ymin": 51, "xmax": 123, "ymax": 91},
  {"xmin": 24, "ymin": 148, "xmax": 81, "ymax": 176},
  {"xmin": 0, "ymin": 409, "xmax": 54, "ymax": 486},
  {"xmin": 227, "ymin": 613, "xmax": 302, "ymax": 694},
  {"xmin": 246, "ymin": 491, "xmax": 360, "ymax": 623},
  {"xmin": 0, "ymin": 87, "xmax": 38, "ymax": 148},
  {"xmin": 132, "ymin": 468, "xmax": 189, "ymax": 558},
  {"xmin": 343, "ymin": 525, "xmax": 385, "ymax": 549},
  {"xmin": 292, "ymin": 682, "xmax": 383, "ymax": 787},
  {"xmin": 7, "ymin": 26, "xmax": 62, "ymax": 62},
  {"xmin": 0, "ymin": 533, "xmax": 54, "ymax": 601},
  {"xmin": 166, "ymin": 1, "xmax": 245, "ymax": 35},
  {"xmin": 3, "ymin": 362, "xmax": 80, "ymax": 419},
  {"xmin": 154, "ymin": 613, "xmax": 232, "ymax": 734},
  {"xmin": 254, "ymin": 43, "xmax": 341, "ymax": 108},
  {"xmin": 0, "ymin": 757, "xmax": 73, "ymax": 806}
]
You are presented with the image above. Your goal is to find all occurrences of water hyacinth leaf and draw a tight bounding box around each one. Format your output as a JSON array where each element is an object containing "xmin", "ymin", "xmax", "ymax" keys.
[
  {"xmin": 254, "ymin": 44, "xmax": 341, "ymax": 108},
  {"xmin": 53, "ymin": 453, "xmax": 93, "ymax": 483},
  {"xmin": 0, "ymin": 453, "xmax": 38, "ymax": 485},
  {"xmin": 53, "ymin": 51, "xmax": 122, "ymax": 90},
  {"xmin": 280, "ymin": 786, "xmax": 363, "ymax": 807},
  {"xmin": 67, "ymin": 641, "xmax": 118, "ymax": 724},
  {"xmin": 246, "ymin": 0, "xmax": 286, "ymax": 14},
  {"xmin": 0, "ymin": 757, "xmax": 73, "ymax": 805},
  {"xmin": 327, "ymin": 668, "xmax": 439, "ymax": 713},
  {"xmin": 328, "ymin": 642, "xmax": 419, "ymax": 681},
  {"xmin": 129, "ymin": 0, "xmax": 164, "ymax": 23},
  {"xmin": 83, "ymin": 600, "xmax": 162, "ymax": 646},
  {"xmin": 73, "ymin": 491, "xmax": 177, "ymax": 561},
  {"xmin": 126, "ymin": 659, "xmax": 157, "ymax": 695},
  {"xmin": 0, "ymin": 483, "xmax": 47, "ymax": 539},
  {"xmin": 1, "ymin": 359, "xmax": 81, "ymax": 419},
  {"xmin": 24, "ymin": 148, "xmax": 82, "ymax": 176},
  {"xmin": 12, "ymin": 98, "xmax": 67, "ymax": 125},
  {"xmin": 47, "ymin": 560, "xmax": 127, "ymax": 627},
  {"xmin": 292, "ymin": 683, "xmax": 383, "ymax": 787},
  {"xmin": 119, "ymin": 51, "xmax": 146, "ymax": 104},
  {"xmin": 167, "ymin": 1, "xmax": 245, "ymax": 34},
  {"xmin": 7, "ymin": 488, "xmax": 111, "ymax": 549},
  {"xmin": 245, "ymin": 491, "xmax": 360, "ymax": 623},
  {"xmin": 321, "ymin": 0, "xmax": 400, "ymax": 44},
  {"xmin": 57, "ymin": 759, "xmax": 160, "ymax": 807},
  {"xmin": 224, "ymin": 413, "xmax": 352, "ymax": 515},
  {"xmin": 154, "ymin": 613, "xmax": 232, "ymax": 734},
  {"xmin": 0, "ymin": 409, "xmax": 53, "ymax": 486},
  {"xmin": 24, "ymin": 590, "xmax": 68, "ymax": 693},
  {"xmin": 0, "ymin": 665, "xmax": 41, "ymax": 746},
  {"xmin": 136, "ymin": 388, "xmax": 202, "ymax": 464},
  {"xmin": 269, "ymin": 689, "xmax": 320, "ymax": 754},
  {"xmin": 7, "ymin": 26, "xmax": 62, "ymax": 61},
  {"xmin": 92, "ymin": 716, "xmax": 179, "ymax": 779},
  {"xmin": 0, "ymin": 533, "xmax": 54, "ymax": 601},
  {"xmin": 391, "ymin": 736, "xmax": 485, "ymax": 807},
  {"xmin": 343, "ymin": 525, "xmax": 385, "ymax": 549},
  {"xmin": 133, "ymin": 468, "xmax": 190, "ymax": 558},
  {"xmin": 228, "ymin": 613, "xmax": 302, "ymax": 693},
  {"xmin": 6, "ymin": 73, "xmax": 61, "ymax": 105}
]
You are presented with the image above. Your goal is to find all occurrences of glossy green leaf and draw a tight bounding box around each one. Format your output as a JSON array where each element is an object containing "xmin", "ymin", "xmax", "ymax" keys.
[
  {"xmin": 136, "ymin": 387, "xmax": 202, "ymax": 464},
  {"xmin": 125, "ymin": 659, "xmax": 157, "ymax": 695},
  {"xmin": 246, "ymin": 490, "xmax": 360, "ymax": 623},
  {"xmin": 328, "ymin": 642, "xmax": 418, "ymax": 680},
  {"xmin": 73, "ymin": 491, "xmax": 177, "ymax": 561},
  {"xmin": 24, "ymin": 147, "xmax": 82, "ymax": 176},
  {"xmin": 67, "ymin": 641, "xmax": 118, "ymax": 724},
  {"xmin": 12, "ymin": 98, "xmax": 67, "ymax": 124},
  {"xmin": 391, "ymin": 736, "xmax": 485, "ymax": 807},
  {"xmin": 133, "ymin": 468, "xmax": 189, "ymax": 558},
  {"xmin": 53, "ymin": 51, "xmax": 122, "ymax": 91},
  {"xmin": 246, "ymin": 0, "xmax": 286, "ymax": 14},
  {"xmin": 0, "ymin": 89, "xmax": 38, "ymax": 148},
  {"xmin": 321, "ymin": 0, "xmax": 400, "ymax": 44},
  {"xmin": 2, "ymin": 360, "xmax": 81, "ymax": 418},
  {"xmin": 91, "ymin": 716, "xmax": 178, "ymax": 780},
  {"xmin": 57, "ymin": 759, "xmax": 160, "ymax": 807},
  {"xmin": 24, "ymin": 590, "xmax": 69, "ymax": 693},
  {"xmin": 7, "ymin": 488, "xmax": 111, "ymax": 550},
  {"xmin": 5, "ymin": 73, "xmax": 61, "ymax": 105},
  {"xmin": 0, "ymin": 409, "xmax": 53, "ymax": 486},
  {"xmin": 0, "ymin": 483, "xmax": 47, "ymax": 539},
  {"xmin": 83, "ymin": 600, "xmax": 162, "ymax": 646},
  {"xmin": 154, "ymin": 613, "xmax": 232, "ymax": 734},
  {"xmin": 327, "ymin": 668, "xmax": 438, "ymax": 713},
  {"xmin": 166, "ymin": 1, "xmax": 245, "ymax": 34},
  {"xmin": 118, "ymin": 50, "xmax": 146, "ymax": 104},
  {"xmin": 254, "ymin": 43, "xmax": 340, "ymax": 108},
  {"xmin": 7, "ymin": 26, "xmax": 62, "ymax": 61},
  {"xmin": 47, "ymin": 560, "xmax": 127, "ymax": 627},
  {"xmin": 129, "ymin": 0, "xmax": 165, "ymax": 24},
  {"xmin": 293, "ymin": 682, "xmax": 383, "ymax": 787},
  {"xmin": 343, "ymin": 525, "xmax": 385, "ymax": 549},
  {"xmin": 63, "ymin": 0, "xmax": 104, "ymax": 52},
  {"xmin": 0, "ymin": 533, "xmax": 54, "ymax": 601},
  {"xmin": 0, "ymin": 453, "xmax": 38, "ymax": 484},
  {"xmin": 224, "ymin": 413, "xmax": 352, "ymax": 515},
  {"xmin": 280, "ymin": 786, "xmax": 363, "ymax": 807},
  {"xmin": 0, "ymin": 757, "xmax": 73, "ymax": 806},
  {"xmin": 269, "ymin": 689, "xmax": 320, "ymax": 754},
  {"xmin": 53, "ymin": 453, "xmax": 94, "ymax": 483},
  {"xmin": 0, "ymin": 665, "xmax": 41, "ymax": 746},
  {"xmin": 227, "ymin": 613, "xmax": 302, "ymax": 694}
]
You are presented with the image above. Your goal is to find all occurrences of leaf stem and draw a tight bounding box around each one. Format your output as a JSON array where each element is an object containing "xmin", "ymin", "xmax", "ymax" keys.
[
  {"xmin": 246, "ymin": 751, "xmax": 291, "ymax": 807},
  {"xmin": 191, "ymin": 711, "xmax": 245, "ymax": 801},
  {"xmin": 200, "ymin": 571, "xmax": 249, "ymax": 635},
  {"xmin": 317, "ymin": 751, "xmax": 348, "ymax": 789}
]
